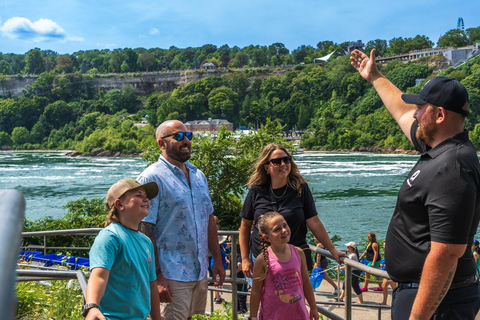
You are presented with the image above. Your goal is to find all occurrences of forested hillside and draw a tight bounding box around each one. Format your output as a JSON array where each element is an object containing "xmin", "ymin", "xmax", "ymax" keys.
[{"xmin": 1, "ymin": 26, "xmax": 480, "ymax": 153}]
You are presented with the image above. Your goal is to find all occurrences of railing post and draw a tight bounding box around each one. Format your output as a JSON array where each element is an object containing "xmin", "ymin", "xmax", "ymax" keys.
[
  {"xmin": 230, "ymin": 232, "xmax": 238, "ymax": 320},
  {"xmin": 0, "ymin": 189, "xmax": 25, "ymax": 320},
  {"xmin": 344, "ymin": 264, "xmax": 352, "ymax": 320}
]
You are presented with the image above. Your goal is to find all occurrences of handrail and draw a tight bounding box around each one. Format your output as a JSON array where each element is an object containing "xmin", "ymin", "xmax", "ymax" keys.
[
  {"xmin": 0, "ymin": 189, "xmax": 26, "ymax": 320},
  {"xmin": 309, "ymin": 244, "xmax": 391, "ymax": 320},
  {"xmin": 19, "ymin": 228, "xmax": 393, "ymax": 319}
]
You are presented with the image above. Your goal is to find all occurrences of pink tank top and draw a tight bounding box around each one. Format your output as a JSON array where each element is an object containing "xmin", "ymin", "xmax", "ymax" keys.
[{"xmin": 259, "ymin": 244, "xmax": 310, "ymax": 320}]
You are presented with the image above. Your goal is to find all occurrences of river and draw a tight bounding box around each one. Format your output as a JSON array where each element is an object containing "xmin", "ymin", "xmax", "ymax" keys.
[{"xmin": 1, "ymin": 151, "xmax": 477, "ymax": 245}]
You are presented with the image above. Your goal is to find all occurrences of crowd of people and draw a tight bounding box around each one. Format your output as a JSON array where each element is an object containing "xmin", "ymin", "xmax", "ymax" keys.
[{"xmin": 82, "ymin": 46, "xmax": 480, "ymax": 320}]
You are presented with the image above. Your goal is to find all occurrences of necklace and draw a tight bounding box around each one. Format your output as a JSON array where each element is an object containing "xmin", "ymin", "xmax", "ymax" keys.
[{"xmin": 270, "ymin": 185, "xmax": 287, "ymax": 198}]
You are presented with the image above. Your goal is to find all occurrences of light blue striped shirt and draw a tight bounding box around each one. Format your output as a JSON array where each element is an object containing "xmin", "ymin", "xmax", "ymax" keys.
[{"xmin": 137, "ymin": 155, "xmax": 213, "ymax": 282}]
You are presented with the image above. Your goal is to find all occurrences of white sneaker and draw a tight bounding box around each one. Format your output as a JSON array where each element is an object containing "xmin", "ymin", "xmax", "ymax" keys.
[{"xmin": 332, "ymin": 288, "xmax": 338, "ymax": 296}]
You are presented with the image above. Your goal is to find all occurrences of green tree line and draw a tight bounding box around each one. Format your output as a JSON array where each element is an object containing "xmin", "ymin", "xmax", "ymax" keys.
[
  {"xmin": 1, "ymin": 26, "xmax": 480, "ymax": 75},
  {"xmin": 2, "ymin": 50, "xmax": 480, "ymax": 152}
]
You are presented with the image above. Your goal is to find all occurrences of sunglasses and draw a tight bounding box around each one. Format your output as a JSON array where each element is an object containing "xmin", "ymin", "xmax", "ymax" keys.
[
  {"xmin": 268, "ymin": 156, "xmax": 292, "ymax": 166},
  {"xmin": 161, "ymin": 131, "xmax": 193, "ymax": 141}
]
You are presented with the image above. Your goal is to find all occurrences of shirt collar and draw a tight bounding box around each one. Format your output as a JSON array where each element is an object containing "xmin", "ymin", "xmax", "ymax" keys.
[
  {"xmin": 423, "ymin": 130, "xmax": 470, "ymax": 159},
  {"xmin": 158, "ymin": 154, "xmax": 197, "ymax": 173}
]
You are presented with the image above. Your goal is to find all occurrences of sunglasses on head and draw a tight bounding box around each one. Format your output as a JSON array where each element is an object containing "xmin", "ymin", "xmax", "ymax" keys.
[
  {"xmin": 161, "ymin": 131, "xmax": 193, "ymax": 141},
  {"xmin": 268, "ymin": 156, "xmax": 292, "ymax": 166}
]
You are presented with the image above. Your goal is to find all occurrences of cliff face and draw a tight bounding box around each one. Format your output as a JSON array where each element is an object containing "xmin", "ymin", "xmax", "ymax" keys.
[{"xmin": 0, "ymin": 70, "xmax": 229, "ymax": 97}]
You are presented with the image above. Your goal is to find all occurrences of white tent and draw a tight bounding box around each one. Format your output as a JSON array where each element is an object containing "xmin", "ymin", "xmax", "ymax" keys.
[{"xmin": 313, "ymin": 50, "xmax": 336, "ymax": 63}]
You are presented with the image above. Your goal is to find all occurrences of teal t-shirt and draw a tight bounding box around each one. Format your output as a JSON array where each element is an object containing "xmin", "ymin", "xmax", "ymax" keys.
[{"xmin": 89, "ymin": 222, "xmax": 156, "ymax": 320}]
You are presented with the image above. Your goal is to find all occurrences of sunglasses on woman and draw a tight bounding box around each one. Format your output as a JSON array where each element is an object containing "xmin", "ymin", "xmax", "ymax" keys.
[
  {"xmin": 161, "ymin": 131, "xmax": 193, "ymax": 141},
  {"xmin": 268, "ymin": 156, "xmax": 292, "ymax": 166}
]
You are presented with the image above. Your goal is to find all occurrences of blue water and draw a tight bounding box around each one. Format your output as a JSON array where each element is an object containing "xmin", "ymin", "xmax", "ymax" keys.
[{"xmin": 1, "ymin": 151, "xmax": 477, "ymax": 245}]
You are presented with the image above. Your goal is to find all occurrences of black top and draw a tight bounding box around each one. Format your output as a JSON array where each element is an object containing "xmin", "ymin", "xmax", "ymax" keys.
[
  {"xmin": 386, "ymin": 122, "xmax": 480, "ymax": 283},
  {"xmin": 240, "ymin": 183, "xmax": 318, "ymax": 258},
  {"xmin": 365, "ymin": 243, "xmax": 381, "ymax": 262}
]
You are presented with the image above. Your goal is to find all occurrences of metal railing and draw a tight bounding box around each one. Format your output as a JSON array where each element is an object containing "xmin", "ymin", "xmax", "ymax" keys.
[
  {"xmin": 0, "ymin": 189, "xmax": 26, "ymax": 320},
  {"xmin": 19, "ymin": 228, "xmax": 394, "ymax": 320},
  {"xmin": 309, "ymin": 244, "xmax": 391, "ymax": 320}
]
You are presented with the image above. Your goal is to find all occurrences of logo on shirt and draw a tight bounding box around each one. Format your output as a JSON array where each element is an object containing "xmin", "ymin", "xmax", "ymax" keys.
[
  {"xmin": 147, "ymin": 257, "xmax": 152, "ymax": 263},
  {"xmin": 406, "ymin": 170, "xmax": 421, "ymax": 187}
]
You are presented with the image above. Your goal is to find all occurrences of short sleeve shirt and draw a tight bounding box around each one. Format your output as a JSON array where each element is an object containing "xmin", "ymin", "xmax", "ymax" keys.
[
  {"xmin": 240, "ymin": 183, "xmax": 317, "ymax": 257},
  {"xmin": 386, "ymin": 122, "xmax": 480, "ymax": 283},
  {"xmin": 89, "ymin": 222, "xmax": 156, "ymax": 320},
  {"xmin": 137, "ymin": 155, "xmax": 213, "ymax": 282}
]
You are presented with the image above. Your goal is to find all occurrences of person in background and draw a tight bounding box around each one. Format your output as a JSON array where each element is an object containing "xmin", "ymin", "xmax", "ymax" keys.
[
  {"xmin": 471, "ymin": 239, "xmax": 480, "ymax": 272},
  {"xmin": 250, "ymin": 212, "xmax": 318, "ymax": 320},
  {"xmin": 137, "ymin": 120, "xmax": 225, "ymax": 320},
  {"xmin": 239, "ymin": 143, "xmax": 345, "ymax": 284},
  {"xmin": 351, "ymin": 48, "xmax": 480, "ymax": 319},
  {"xmin": 84, "ymin": 178, "xmax": 161, "ymax": 320},
  {"xmin": 314, "ymin": 237, "xmax": 338, "ymax": 296},
  {"xmin": 236, "ymin": 243, "xmax": 248, "ymax": 314},
  {"xmin": 358, "ymin": 232, "xmax": 382, "ymax": 292},
  {"xmin": 337, "ymin": 241, "xmax": 363, "ymax": 304},
  {"xmin": 380, "ymin": 242, "xmax": 396, "ymax": 306}
]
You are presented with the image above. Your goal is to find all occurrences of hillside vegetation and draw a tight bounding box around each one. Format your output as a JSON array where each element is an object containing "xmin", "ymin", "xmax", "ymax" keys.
[{"xmin": 1, "ymin": 26, "xmax": 480, "ymax": 152}]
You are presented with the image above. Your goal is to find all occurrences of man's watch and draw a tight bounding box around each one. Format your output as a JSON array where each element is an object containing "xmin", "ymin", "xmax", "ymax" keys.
[{"xmin": 81, "ymin": 303, "xmax": 99, "ymax": 317}]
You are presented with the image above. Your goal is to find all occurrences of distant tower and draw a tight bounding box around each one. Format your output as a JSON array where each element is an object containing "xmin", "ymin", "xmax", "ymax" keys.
[{"xmin": 457, "ymin": 17, "xmax": 464, "ymax": 30}]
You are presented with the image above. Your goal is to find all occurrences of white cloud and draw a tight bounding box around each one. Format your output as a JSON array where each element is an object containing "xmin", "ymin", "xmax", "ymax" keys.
[
  {"xmin": 0, "ymin": 17, "xmax": 67, "ymax": 42},
  {"xmin": 149, "ymin": 28, "xmax": 160, "ymax": 35}
]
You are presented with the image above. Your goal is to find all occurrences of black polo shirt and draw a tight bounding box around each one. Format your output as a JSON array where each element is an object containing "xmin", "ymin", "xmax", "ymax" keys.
[{"xmin": 386, "ymin": 122, "xmax": 480, "ymax": 283}]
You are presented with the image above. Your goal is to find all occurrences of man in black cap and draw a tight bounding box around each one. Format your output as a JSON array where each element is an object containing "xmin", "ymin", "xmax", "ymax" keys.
[{"xmin": 351, "ymin": 48, "xmax": 480, "ymax": 319}]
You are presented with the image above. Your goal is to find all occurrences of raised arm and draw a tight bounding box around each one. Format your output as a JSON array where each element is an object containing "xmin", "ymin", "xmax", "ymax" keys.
[{"xmin": 350, "ymin": 48, "xmax": 416, "ymax": 141}]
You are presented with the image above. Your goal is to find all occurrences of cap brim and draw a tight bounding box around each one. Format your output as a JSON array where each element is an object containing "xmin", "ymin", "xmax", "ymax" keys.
[
  {"xmin": 401, "ymin": 93, "xmax": 427, "ymax": 105},
  {"xmin": 139, "ymin": 181, "xmax": 159, "ymax": 200}
]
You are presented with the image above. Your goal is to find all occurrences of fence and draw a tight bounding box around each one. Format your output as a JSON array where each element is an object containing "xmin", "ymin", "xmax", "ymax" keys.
[{"xmin": 19, "ymin": 228, "xmax": 393, "ymax": 320}]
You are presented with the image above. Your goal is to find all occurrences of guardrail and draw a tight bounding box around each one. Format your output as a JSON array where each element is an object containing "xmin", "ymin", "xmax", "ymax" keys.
[
  {"xmin": 0, "ymin": 189, "xmax": 26, "ymax": 320},
  {"xmin": 20, "ymin": 228, "xmax": 393, "ymax": 319}
]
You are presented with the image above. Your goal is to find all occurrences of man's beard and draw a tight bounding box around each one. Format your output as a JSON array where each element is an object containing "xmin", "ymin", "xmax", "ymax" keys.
[
  {"xmin": 416, "ymin": 111, "xmax": 437, "ymax": 145},
  {"xmin": 165, "ymin": 139, "xmax": 191, "ymax": 163}
]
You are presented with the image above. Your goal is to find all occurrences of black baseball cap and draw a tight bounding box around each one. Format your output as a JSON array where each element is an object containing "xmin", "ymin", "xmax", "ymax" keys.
[{"xmin": 401, "ymin": 77, "xmax": 469, "ymax": 116}]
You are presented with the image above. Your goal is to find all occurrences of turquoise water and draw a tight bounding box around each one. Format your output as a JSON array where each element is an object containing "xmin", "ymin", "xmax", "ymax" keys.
[{"xmin": 1, "ymin": 151, "xmax": 475, "ymax": 244}]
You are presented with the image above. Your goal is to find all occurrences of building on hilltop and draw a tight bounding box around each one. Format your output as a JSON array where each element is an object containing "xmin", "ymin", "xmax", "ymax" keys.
[
  {"xmin": 185, "ymin": 118, "xmax": 233, "ymax": 133},
  {"xmin": 348, "ymin": 40, "xmax": 365, "ymax": 53}
]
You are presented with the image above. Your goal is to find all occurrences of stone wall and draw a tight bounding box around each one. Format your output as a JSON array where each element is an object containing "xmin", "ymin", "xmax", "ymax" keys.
[{"xmin": 0, "ymin": 70, "xmax": 229, "ymax": 97}]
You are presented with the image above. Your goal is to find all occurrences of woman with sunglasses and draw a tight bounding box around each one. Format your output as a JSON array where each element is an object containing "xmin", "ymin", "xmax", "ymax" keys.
[{"xmin": 239, "ymin": 143, "xmax": 346, "ymax": 282}]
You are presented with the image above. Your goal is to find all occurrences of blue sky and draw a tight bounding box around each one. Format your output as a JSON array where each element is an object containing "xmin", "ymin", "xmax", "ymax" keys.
[{"xmin": 1, "ymin": 0, "xmax": 479, "ymax": 55}]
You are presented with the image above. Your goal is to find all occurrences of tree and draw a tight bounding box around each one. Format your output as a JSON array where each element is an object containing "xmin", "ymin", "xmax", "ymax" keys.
[
  {"xmin": 365, "ymin": 39, "xmax": 388, "ymax": 57},
  {"xmin": 437, "ymin": 29, "xmax": 469, "ymax": 48},
  {"xmin": 56, "ymin": 55, "xmax": 73, "ymax": 73},
  {"xmin": 24, "ymin": 49, "xmax": 45, "ymax": 74},
  {"xmin": 137, "ymin": 52, "xmax": 156, "ymax": 71},
  {"xmin": 466, "ymin": 26, "xmax": 480, "ymax": 44},
  {"xmin": 11, "ymin": 127, "xmax": 30, "ymax": 145}
]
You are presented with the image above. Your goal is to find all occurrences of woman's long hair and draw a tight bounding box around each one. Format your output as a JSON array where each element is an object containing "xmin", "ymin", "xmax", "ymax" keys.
[{"xmin": 247, "ymin": 143, "xmax": 306, "ymax": 196}]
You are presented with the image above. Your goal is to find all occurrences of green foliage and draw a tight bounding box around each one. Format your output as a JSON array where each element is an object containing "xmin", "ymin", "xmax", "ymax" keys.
[
  {"xmin": 23, "ymin": 197, "xmax": 105, "ymax": 256},
  {"xmin": 16, "ymin": 280, "xmax": 83, "ymax": 319}
]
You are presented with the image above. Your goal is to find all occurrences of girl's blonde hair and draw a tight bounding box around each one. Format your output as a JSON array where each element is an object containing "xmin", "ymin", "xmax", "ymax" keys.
[
  {"xmin": 247, "ymin": 144, "xmax": 306, "ymax": 196},
  {"xmin": 255, "ymin": 211, "xmax": 282, "ymax": 280}
]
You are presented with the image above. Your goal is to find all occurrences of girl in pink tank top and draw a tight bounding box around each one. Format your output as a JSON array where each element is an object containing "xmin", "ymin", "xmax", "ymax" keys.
[{"xmin": 250, "ymin": 212, "xmax": 319, "ymax": 320}]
